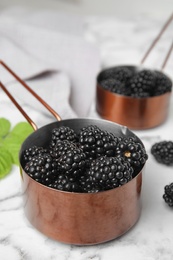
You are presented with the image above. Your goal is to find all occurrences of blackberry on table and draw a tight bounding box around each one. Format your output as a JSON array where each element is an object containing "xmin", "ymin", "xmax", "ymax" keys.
[
  {"xmin": 129, "ymin": 69, "xmax": 156, "ymax": 97},
  {"xmin": 50, "ymin": 126, "xmax": 78, "ymax": 148},
  {"xmin": 24, "ymin": 153, "xmax": 58, "ymax": 185},
  {"xmin": 163, "ymin": 183, "xmax": 173, "ymax": 207},
  {"xmin": 115, "ymin": 137, "xmax": 148, "ymax": 173},
  {"xmin": 79, "ymin": 125, "xmax": 118, "ymax": 159},
  {"xmin": 151, "ymin": 141, "xmax": 173, "ymax": 165},
  {"xmin": 86, "ymin": 156, "xmax": 134, "ymax": 191}
]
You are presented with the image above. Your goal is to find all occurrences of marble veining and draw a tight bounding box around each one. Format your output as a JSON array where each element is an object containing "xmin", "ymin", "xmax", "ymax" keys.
[{"xmin": 1, "ymin": 11, "xmax": 173, "ymax": 260}]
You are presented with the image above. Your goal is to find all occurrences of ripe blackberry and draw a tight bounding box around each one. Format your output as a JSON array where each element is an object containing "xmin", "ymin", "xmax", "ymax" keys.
[
  {"xmin": 115, "ymin": 137, "xmax": 148, "ymax": 174},
  {"xmin": 24, "ymin": 153, "xmax": 58, "ymax": 185},
  {"xmin": 86, "ymin": 156, "xmax": 134, "ymax": 191},
  {"xmin": 49, "ymin": 174, "xmax": 80, "ymax": 192},
  {"xmin": 154, "ymin": 71, "xmax": 172, "ymax": 96},
  {"xmin": 79, "ymin": 125, "xmax": 118, "ymax": 159},
  {"xmin": 129, "ymin": 69, "xmax": 156, "ymax": 97},
  {"xmin": 57, "ymin": 147, "xmax": 87, "ymax": 177},
  {"xmin": 78, "ymin": 174, "xmax": 101, "ymax": 193},
  {"xmin": 151, "ymin": 141, "xmax": 173, "ymax": 165},
  {"xmin": 22, "ymin": 146, "xmax": 48, "ymax": 163},
  {"xmin": 100, "ymin": 78, "xmax": 130, "ymax": 96},
  {"xmin": 50, "ymin": 140, "xmax": 77, "ymax": 159},
  {"xmin": 50, "ymin": 126, "xmax": 78, "ymax": 148},
  {"xmin": 163, "ymin": 183, "xmax": 173, "ymax": 207},
  {"xmin": 101, "ymin": 66, "xmax": 133, "ymax": 84}
]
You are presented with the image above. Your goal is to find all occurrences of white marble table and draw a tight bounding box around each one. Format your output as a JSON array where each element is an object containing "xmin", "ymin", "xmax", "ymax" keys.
[{"xmin": 0, "ymin": 13, "xmax": 173, "ymax": 260}]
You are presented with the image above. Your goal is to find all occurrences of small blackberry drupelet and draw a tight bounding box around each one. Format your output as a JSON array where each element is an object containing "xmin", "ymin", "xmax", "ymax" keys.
[
  {"xmin": 24, "ymin": 153, "xmax": 58, "ymax": 185},
  {"xmin": 163, "ymin": 183, "xmax": 173, "ymax": 207},
  {"xmin": 85, "ymin": 156, "xmax": 134, "ymax": 192},
  {"xmin": 151, "ymin": 140, "xmax": 173, "ymax": 165},
  {"xmin": 49, "ymin": 126, "xmax": 78, "ymax": 148},
  {"xmin": 115, "ymin": 136, "xmax": 148, "ymax": 174},
  {"xmin": 79, "ymin": 125, "xmax": 118, "ymax": 159}
]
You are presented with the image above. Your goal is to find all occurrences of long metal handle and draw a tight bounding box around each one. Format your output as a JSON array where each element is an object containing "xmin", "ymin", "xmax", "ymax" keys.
[
  {"xmin": 140, "ymin": 12, "xmax": 173, "ymax": 65},
  {"xmin": 161, "ymin": 41, "xmax": 173, "ymax": 70},
  {"xmin": 0, "ymin": 61, "xmax": 62, "ymax": 130},
  {"xmin": 0, "ymin": 81, "xmax": 38, "ymax": 130}
]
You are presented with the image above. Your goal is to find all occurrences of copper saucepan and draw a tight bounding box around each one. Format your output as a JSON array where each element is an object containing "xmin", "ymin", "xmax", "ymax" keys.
[
  {"xmin": 96, "ymin": 13, "xmax": 173, "ymax": 130},
  {"xmin": 0, "ymin": 61, "xmax": 145, "ymax": 245}
]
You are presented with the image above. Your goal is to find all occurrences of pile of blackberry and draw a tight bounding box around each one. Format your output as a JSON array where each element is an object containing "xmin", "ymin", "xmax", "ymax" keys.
[
  {"xmin": 151, "ymin": 140, "xmax": 173, "ymax": 165},
  {"xmin": 99, "ymin": 66, "xmax": 172, "ymax": 98},
  {"xmin": 163, "ymin": 183, "xmax": 173, "ymax": 207},
  {"xmin": 23, "ymin": 125, "xmax": 148, "ymax": 193}
]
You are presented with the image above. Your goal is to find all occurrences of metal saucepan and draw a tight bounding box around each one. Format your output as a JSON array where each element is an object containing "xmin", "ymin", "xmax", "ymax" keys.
[
  {"xmin": 0, "ymin": 61, "xmax": 145, "ymax": 245},
  {"xmin": 96, "ymin": 14, "xmax": 173, "ymax": 130}
]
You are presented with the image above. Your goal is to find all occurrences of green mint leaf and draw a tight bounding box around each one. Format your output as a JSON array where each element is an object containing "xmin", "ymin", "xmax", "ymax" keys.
[
  {"xmin": 0, "ymin": 147, "xmax": 13, "ymax": 179},
  {"xmin": 10, "ymin": 122, "xmax": 33, "ymax": 142},
  {"xmin": 0, "ymin": 118, "xmax": 11, "ymax": 138},
  {"xmin": 0, "ymin": 121, "xmax": 33, "ymax": 177},
  {"xmin": 2, "ymin": 134, "xmax": 22, "ymax": 165}
]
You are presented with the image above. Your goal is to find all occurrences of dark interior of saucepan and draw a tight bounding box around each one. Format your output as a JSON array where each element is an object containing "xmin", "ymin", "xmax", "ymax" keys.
[{"xmin": 20, "ymin": 118, "xmax": 143, "ymax": 170}]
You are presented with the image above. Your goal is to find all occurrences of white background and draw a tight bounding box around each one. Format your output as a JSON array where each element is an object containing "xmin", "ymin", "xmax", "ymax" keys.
[{"xmin": 0, "ymin": 0, "xmax": 173, "ymax": 19}]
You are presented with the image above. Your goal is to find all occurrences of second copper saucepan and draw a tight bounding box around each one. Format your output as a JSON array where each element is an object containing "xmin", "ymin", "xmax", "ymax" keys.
[
  {"xmin": 96, "ymin": 14, "xmax": 173, "ymax": 130},
  {"xmin": 0, "ymin": 61, "xmax": 146, "ymax": 245}
]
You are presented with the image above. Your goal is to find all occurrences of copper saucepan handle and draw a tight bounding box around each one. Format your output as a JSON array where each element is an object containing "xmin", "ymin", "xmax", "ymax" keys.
[
  {"xmin": 140, "ymin": 12, "xmax": 173, "ymax": 68},
  {"xmin": 0, "ymin": 61, "xmax": 61, "ymax": 131}
]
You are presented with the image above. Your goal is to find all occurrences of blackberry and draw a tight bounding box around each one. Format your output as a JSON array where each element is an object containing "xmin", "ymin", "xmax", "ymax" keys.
[
  {"xmin": 151, "ymin": 141, "xmax": 173, "ymax": 165},
  {"xmin": 79, "ymin": 125, "xmax": 118, "ymax": 159},
  {"xmin": 57, "ymin": 147, "xmax": 87, "ymax": 177},
  {"xmin": 78, "ymin": 174, "xmax": 101, "ymax": 193},
  {"xmin": 115, "ymin": 137, "xmax": 148, "ymax": 173},
  {"xmin": 50, "ymin": 126, "xmax": 78, "ymax": 148},
  {"xmin": 100, "ymin": 78, "xmax": 130, "ymax": 96},
  {"xmin": 154, "ymin": 71, "xmax": 172, "ymax": 96},
  {"xmin": 129, "ymin": 69, "xmax": 156, "ymax": 97},
  {"xmin": 24, "ymin": 153, "xmax": 59, "ymax": 185},
  {"xmin": 163, "ymin": 183, "xmax": 173, "ymax": 207},
  {"xmin": 50, "ymin": 140, "xmax": 77, "ymax": 159},
  {"xmin": 22, "ymin": 146, "xmax": 48, "ymax": 163},
  {"xmin": 101, "ymin": 66, "xmax": 133, "ymax": 84},
  {"xmin": 49, "ymin": 174, "xmax": 80, "ymax": 192},
  {"xmin": 86, "ymin": 156, "xmax": 134, "ymax": 191}
]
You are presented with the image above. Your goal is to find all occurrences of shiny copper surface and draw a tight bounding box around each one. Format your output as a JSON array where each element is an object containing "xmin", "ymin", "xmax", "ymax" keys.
[
  {"xmin": 96, "ymin": 83, "xmax": 171, "ymax": 130},
  {"xmin": 0, "ymin": 62, "xmax": 145, "ymax": 245},
  {"xmin": 21, "ymin": 164, "xmax": 142, "ymax": 245},
  {"xmin": 19, "ymin": 118, "xmax": 144, "ymax": 245}
]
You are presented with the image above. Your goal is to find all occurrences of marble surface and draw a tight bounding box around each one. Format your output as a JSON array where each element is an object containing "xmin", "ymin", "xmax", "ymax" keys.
[{"xmin": 1, "ymin": 12, "xmax": 173, "ymax": 260}]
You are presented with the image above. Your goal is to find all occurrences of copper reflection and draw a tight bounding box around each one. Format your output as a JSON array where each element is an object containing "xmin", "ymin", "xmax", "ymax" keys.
[
  {"xmin": 21, "ymin": 168, "xmax": 142, "ymax": 245},
  {"xmin": 96, "ymin": 83, "xmax": 171, "ymax": 130}
]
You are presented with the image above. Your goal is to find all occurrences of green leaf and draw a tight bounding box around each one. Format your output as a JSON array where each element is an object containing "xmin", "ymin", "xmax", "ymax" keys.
[
  {"xmin": 0, "ymin": 118, "xmax": 11, "ymax": 138},
  {"xmin": 10, "ymin": 122, "xmax": 33, "ymax": 142},
  {"xmin": 0, "ymin": 147, "xmax": 13, "ymax": 179},
  {"xmin": 2, "ymin": 134, "xmax": 22, "ymax": 165},
  {"xmin": 0, "ymin": 121, "xmax": 33, "ymax": 177}
]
